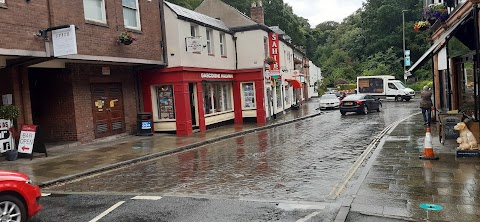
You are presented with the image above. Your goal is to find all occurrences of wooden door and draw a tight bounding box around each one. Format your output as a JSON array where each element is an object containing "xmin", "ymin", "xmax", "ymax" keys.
[{"xmin": 91, "ymin": 84, "xmax": 125, "ymax": 139}]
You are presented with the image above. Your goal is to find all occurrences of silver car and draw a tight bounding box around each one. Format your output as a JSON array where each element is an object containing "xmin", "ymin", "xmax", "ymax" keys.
[{"xmin": 319, "ymin": 94, "xmax": 340, "ymax": 109}]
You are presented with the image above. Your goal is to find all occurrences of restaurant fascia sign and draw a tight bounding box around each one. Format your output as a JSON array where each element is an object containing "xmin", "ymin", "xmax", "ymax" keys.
[
  {"xmin": 268, "ymin": 33, "xmax": 280, "ymax": 73},
  {"xmin": 201, "ymin": 73, "xmax": 233, "ymax": 79}
]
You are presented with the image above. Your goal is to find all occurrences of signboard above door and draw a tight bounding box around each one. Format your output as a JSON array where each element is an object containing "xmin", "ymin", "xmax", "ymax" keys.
[{"xmin": 52, "ymin": 25, "xmax": 78, "ymax": 57}]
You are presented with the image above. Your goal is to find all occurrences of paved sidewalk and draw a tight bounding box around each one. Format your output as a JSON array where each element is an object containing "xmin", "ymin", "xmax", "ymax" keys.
[
  {"xmin": 346, "ymin": 114, "xmax": 480, "ymax": 222},
  {"xmin": 0, "ymin": 99, "xmax": 321, "ymax": 186}
]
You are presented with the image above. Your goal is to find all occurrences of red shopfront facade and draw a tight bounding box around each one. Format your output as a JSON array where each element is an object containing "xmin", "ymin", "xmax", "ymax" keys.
[{"xmin": 140, "ymin": 67, "xmax": 266, "ymax": 135}]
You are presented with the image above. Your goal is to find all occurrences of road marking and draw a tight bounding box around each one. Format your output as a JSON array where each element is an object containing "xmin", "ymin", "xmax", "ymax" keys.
[
  {"xmin": 296, "ymin": 211, "xmax": 321, "ymax": 222},
  {"xmin": 131, "ymin": 196, "xmax": 162, "ymax": 200},
  {"xmin": 88, "ymin": 201, "xmax": 125, "ymax": 222},
  {"xmin": 41, "ymin": 193, "xmax": 51, "ymax": 197}
]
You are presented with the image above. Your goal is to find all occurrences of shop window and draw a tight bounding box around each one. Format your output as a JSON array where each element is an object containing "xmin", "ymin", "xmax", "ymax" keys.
[
  {"xmin": 122, "ymin": 0, "xmax": 141, "ymax": 30},
  {"xmin": 83, "ymin": 0, "xmax": 106, "ymax": 23},
  {"xmin": 276, "ymin": 81, "xmax": 282, "ymax": 108},
  {"xmin": 206, "ymin": 29, "xmax": 213, "ymax": 55},
  {"xmin": 242, "ymin": 83, "xmax": 255, "ymax": 109},
  {"xmin": 284, "ymin": 85, "xmax": 290, "ymax": 105},
  {"xmin": 458, "ymin": 62, "xmax": 475, "ymax": 117},
  {"xmin": 203, "ymin": 82, "xmax": 232, "ymax": 115},
  {"xmin": 157, "ymin": 85, "xmax": 175, "ymax": 120}
]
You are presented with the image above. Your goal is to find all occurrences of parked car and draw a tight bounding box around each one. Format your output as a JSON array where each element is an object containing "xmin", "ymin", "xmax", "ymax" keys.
[
  {"xmin": 319, "ymin": 94, "xmax": 340, "ymax": 110},
  {"xmin": 340, "ymin": 94, "xmax": 382, "ymax": 115},
  {"xmin": 0, "ymin": 171, "xmax": 42, "ymax": 221}
]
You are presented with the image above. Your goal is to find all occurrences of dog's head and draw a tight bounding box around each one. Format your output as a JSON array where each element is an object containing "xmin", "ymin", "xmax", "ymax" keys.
[{"xmin": 454, "ymin": 122, "xmax": 467, "ymax": 131}]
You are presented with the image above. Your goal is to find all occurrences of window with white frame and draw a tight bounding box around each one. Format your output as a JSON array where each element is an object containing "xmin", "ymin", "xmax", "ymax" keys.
[
  {"xmin": 206, "ymin": 29, "xmax": 213, "ymax": 55},
  {"xmin": 203, "ymin": 82, "xmax": 232, "ymax": 115},
  {"xmin": 122, "ymin": 0, "xmax": 141, "ymax": 30},
  {"xmin": 219, "ymin": 33, "xmax": 226, "ymax": 56},
  {"xmin": 83, "ymin": 0, "xmax": 106, "ymax": 23}
]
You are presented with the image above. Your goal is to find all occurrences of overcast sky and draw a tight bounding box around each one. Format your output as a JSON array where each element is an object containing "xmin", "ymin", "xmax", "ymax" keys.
[{"xmin": 283, "ymin": 0, "xmax": 365, "ymax": 27}]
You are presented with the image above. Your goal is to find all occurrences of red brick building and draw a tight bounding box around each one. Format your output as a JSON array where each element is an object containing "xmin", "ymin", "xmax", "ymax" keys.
[{"xmin": 0, "ymin": 0, "xmax": 166, "ymax": 143}]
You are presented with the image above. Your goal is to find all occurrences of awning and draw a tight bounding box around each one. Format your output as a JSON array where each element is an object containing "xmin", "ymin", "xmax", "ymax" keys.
[
  {"xmin": 287, "ymin": 79, "xmax": 302, "ymax": 88},
  {"xmin": 408, "ymin": 9, "xmax": 473, "ymax": 73}
]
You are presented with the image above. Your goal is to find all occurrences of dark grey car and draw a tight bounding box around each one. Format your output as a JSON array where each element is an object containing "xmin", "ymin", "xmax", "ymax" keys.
[{"xmin": 339, "ymin": 94, "xmax": 381, "ymax": 115}]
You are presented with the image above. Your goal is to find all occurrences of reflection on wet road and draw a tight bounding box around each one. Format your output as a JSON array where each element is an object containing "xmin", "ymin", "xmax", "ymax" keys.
[{"xmin": 48, "ymin": 100, "xmax": 419, "ymax": 202}]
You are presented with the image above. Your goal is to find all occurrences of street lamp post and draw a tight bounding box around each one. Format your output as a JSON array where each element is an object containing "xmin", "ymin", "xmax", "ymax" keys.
[{"xmin": 402, "ymin": 9, "xmax": 408, "ymax": 84}]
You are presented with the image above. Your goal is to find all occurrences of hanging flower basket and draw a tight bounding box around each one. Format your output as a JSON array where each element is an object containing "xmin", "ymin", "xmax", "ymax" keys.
[
  {"xmin": 414, "ymin": 21, "xmax": 430, "ymax": 32},
  {"xmin": 265, "ymin": 57, "xmax": 276, "ymax": 65},
  {"xmin": 118, "ymin": 31, "xmax": 137, "ymax": 45},
  {"xmin": 423, "ymin": 4, "xmax": 449, "ymax": 24}
]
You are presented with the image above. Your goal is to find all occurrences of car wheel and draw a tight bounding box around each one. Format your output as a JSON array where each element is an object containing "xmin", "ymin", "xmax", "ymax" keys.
[
  {"xmin": 377, "ymin": 104, "xmax": 381, "ymax": 112},
  {"xmin": 404, "ymin": 98, "xmax": 411, "ymax": 101},
  {"xmin": 363, "ymin": 105, "xmax": 368, "ymax": 115},
  {"xmin": 0, "ymin": 195, "xmax": 27, "ymax": 222},
  {"xmin": 395, "ymin": 96, "xmax": 401, "ymax": 101},
  {"xmin": 340, "ymin": 111, "xmax": 346, "ymax": 115}
]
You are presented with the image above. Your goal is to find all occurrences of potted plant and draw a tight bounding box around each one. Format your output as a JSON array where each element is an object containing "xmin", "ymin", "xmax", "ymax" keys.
[
  {"xmin": 0, "ymin": 105, "xmax": 20, "ymax": 161},
  {"xmin": 118, "ymin": 31, "xmax": 137, "ymax": 45},
  {"xmin": 423, "ymin": 4, "xmax": 449, "ymax": 24},
  {"xmin": 265, "ymin": 57, "xmax": 276, "ymax": 65},
  {"xmin": 414, "ymin": 21, "xmax": 430, "ymax": 32}
]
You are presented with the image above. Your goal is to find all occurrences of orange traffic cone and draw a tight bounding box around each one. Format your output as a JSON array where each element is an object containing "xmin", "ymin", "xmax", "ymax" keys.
[{"xmin": 419, "ymin": 128, "xmax": 439, "ymax": 160}]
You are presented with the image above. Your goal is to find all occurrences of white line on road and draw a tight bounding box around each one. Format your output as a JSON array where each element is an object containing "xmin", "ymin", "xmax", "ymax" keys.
[
  {"xmin": 131, "ymin": 196, "xmax": 162, "ymax": 200},
  {"xmin": 296, "ymin": 211, "xmax": 321, "ymax": 222},
  {"xmin": 41, "ymin": 193, "xmax": 51, "ymax": 197},
  {"xmin": 88, "ymin": 201, "xmax": 125, "ymax": 222}
]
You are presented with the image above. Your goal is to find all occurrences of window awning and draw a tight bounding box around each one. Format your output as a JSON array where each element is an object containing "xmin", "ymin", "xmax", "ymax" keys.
[
  {"xmin": 408, "ymin": 9, "xmax": 473, "ymax": 73},
  {"xmin": 286, "ymin": 79, "xmax": 302, "ymax": 88}
]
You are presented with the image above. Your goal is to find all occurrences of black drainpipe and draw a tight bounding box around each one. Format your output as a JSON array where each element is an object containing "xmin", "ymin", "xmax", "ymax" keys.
[
  {"xmin": 233, "ymin": 36, "xmax": 238, "ymax": 70},
  {"xmin": 474, "ymin": 4, "xmax": 479, "ymax": 121}
]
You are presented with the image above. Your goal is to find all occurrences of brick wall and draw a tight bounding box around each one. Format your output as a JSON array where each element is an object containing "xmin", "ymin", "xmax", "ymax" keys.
[
  {"xmin": 29, "ymin": 68, "xmax": 77, "ymax": 142},
  {"xmin": 49, "ymin": 0, "xmax": 164, "ymax": 62},
  {"xmin": 69, "ymin": 63, "xmax": 138, "ymax": 143},
  {"xmin": 0, "ymin": 0, "xmax": 49, "ymax": 52}
]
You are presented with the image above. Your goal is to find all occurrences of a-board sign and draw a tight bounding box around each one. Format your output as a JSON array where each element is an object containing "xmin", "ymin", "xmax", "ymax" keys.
[
  {"xmin": 0, "ymin": 119, "xmax": 13, "ymax": 153},
  {"xmin": 18, "ymin": 125, "xmax": 36, "ymax": 154},
  {"xmin": 443, "ymin": 118, "xmax": 460, "ymax": 139}
]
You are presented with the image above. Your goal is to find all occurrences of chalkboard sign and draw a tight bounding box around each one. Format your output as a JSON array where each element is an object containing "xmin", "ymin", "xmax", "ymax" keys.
[
  {"xmin": 439, "ymin": 113, "xmax": 463, "ymax": 143},
  {"xmin": 444, "ymin": 118, "xmax": 460, "ymax": 139}
]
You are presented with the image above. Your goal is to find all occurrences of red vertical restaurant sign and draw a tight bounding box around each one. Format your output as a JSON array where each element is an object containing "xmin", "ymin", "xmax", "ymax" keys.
[
  {"xmin": 18, "ymin": 125, "xmax": 37, "ymax": 154},
  {"xmin": 268, "ymin": 33, "xmax": 280, "ymax": 73}
]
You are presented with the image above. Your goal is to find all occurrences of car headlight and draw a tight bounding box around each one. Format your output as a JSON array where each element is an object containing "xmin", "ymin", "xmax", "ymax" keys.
[{"xmin": 26, "ymin": 177, "xmax": 33, "ymax": 184}]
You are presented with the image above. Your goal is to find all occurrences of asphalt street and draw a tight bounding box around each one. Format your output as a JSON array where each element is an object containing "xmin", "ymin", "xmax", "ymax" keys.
[{"xmin": 33, "ymin": 100, "xmax": 419, "ymax": 222}]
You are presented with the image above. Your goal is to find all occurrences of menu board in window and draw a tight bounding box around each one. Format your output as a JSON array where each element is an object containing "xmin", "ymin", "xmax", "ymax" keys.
[
  {"xmin": 157, "ymin": 85, "xmax": 175, "ymax": 120},
  {"xmin": 243, "ymin": 83, "xmax": 255, "ymax": 108}
]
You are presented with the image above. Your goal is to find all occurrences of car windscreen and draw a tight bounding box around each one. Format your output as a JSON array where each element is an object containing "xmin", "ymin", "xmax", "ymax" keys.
[
  {"xmin": 394, "ymin": 82, "xmax": 406, "ymax": 89},
  {"xmin": 344, "ymin": 95, "xmax": 363, "ymax": 100},
  {"xmin": 321, "ymin": 94, "xmax": 338, "ymax": 99}
]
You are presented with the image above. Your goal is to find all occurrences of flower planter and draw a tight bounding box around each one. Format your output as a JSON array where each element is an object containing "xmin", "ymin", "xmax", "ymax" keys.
[
  {"xmin": 5, "ymin": 149, "xmax": 18, "ymax": 161},
  {"xmin": 121, "ymin": 40, "xmax": 133, "ymax": 45}
]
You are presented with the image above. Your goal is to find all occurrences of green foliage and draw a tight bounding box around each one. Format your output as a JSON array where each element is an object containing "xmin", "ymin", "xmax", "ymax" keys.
[
  {"xmin": 407, "ymin": 80, "xmax": 433, "ymax": 91},
  {"xmin": 0, "ymin": 105, "xmax": 20, "ymax": 120},
  {"xmin": 337, "ymin": 84, "xmax": 357, "ymax": 90}
]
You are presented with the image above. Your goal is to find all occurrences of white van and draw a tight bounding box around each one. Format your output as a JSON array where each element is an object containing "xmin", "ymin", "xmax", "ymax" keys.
[{"xmin": 357, "ymin": 75, "xmax": 415, "ymax": 101}]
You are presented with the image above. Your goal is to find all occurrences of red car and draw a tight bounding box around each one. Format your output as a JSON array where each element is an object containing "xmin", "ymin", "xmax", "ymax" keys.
[{"xmin": 0, "ymin": 171, "xmax": 42, "ymax": 222}]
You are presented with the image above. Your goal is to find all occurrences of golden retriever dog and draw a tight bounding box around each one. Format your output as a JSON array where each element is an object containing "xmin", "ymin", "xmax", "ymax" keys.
[{"xmin": 454, "ymin": 122, "xmax": 478, "ymax": 150}]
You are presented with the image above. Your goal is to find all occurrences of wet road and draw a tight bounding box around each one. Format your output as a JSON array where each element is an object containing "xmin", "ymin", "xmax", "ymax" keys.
[{"xmin": 46, "ymin": 100, "xmax": 419, "ymax": 203}]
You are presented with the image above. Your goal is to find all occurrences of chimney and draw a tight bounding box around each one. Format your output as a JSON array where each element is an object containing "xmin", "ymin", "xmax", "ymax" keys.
[{"xmin": 250, "ymin": 1, "xmax": 264, "ymax": 24}]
